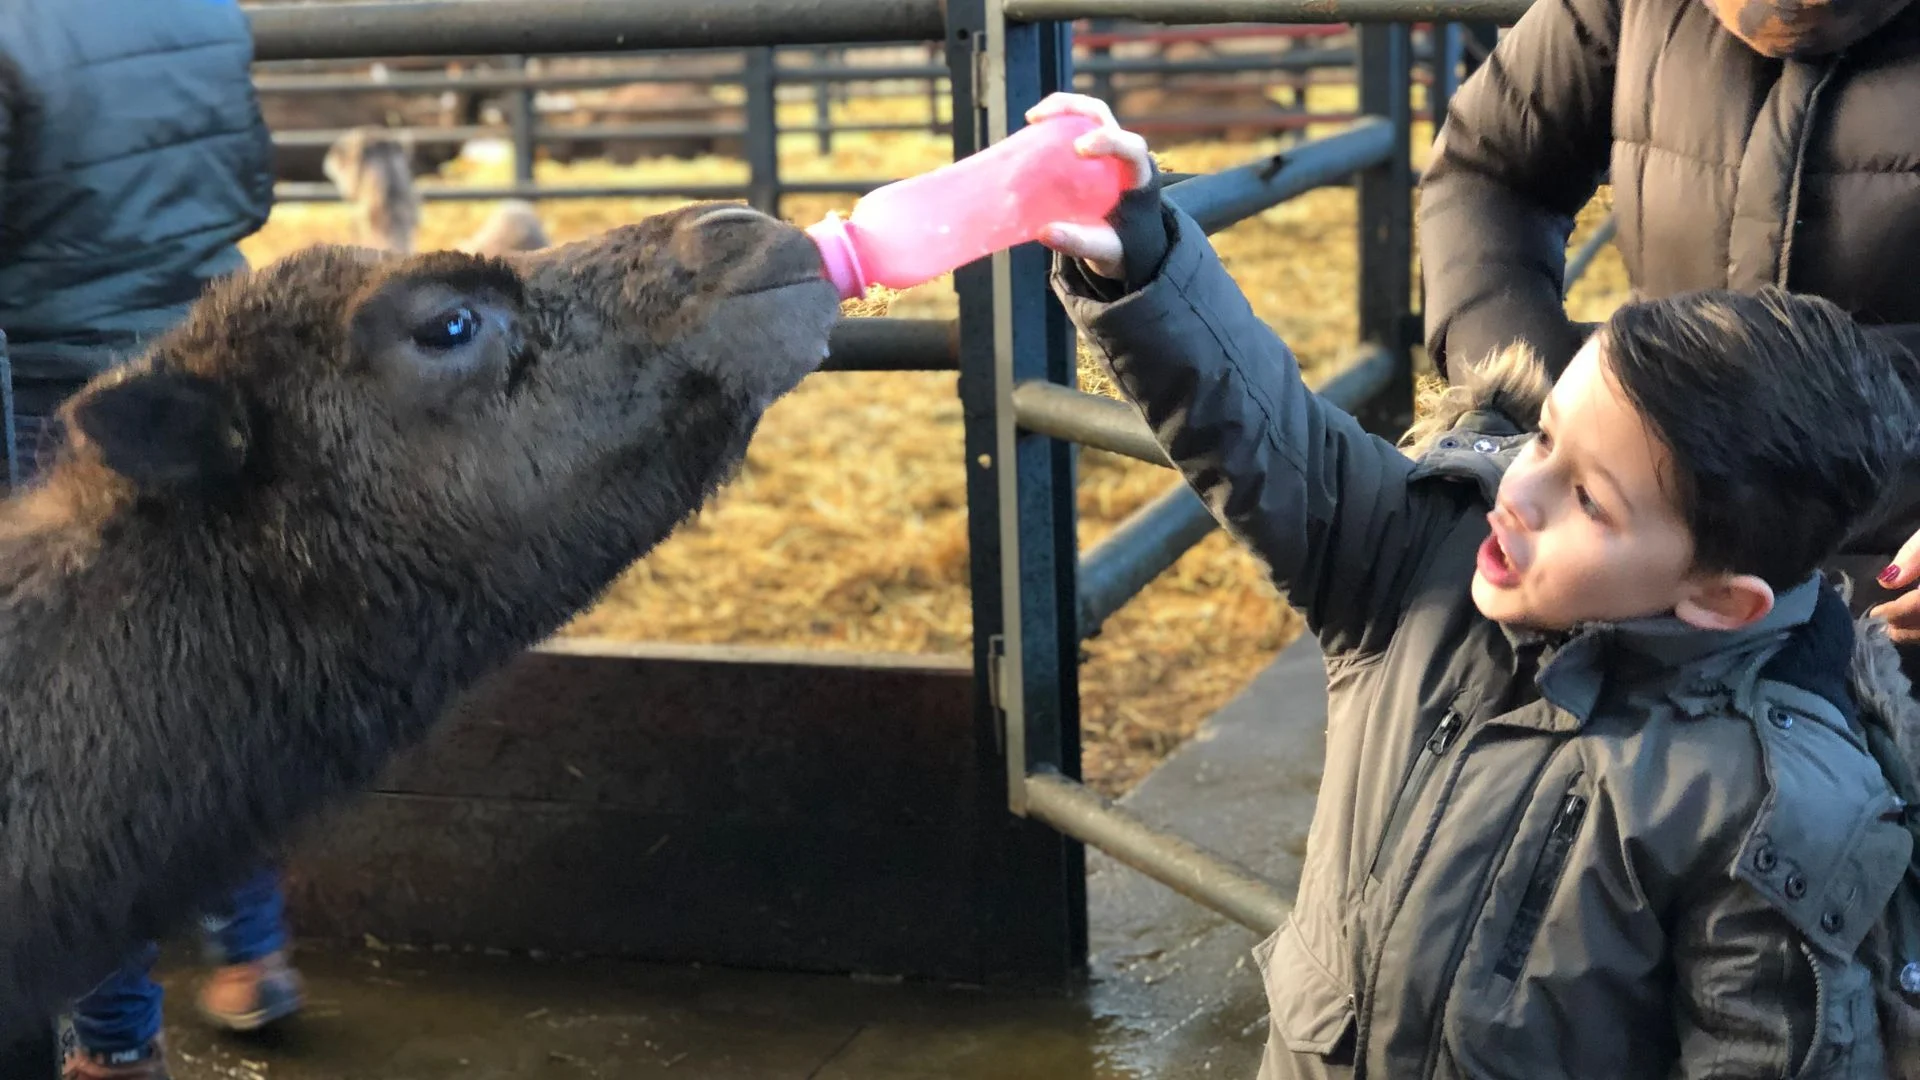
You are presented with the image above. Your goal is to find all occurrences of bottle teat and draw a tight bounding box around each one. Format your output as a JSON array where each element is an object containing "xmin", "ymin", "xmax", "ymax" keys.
[{"xmin": 805, "ymin": 212, "xmax": 869, "ymax": 302}]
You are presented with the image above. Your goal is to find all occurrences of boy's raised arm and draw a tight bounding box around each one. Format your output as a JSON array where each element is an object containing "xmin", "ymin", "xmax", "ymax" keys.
[{"xmin": 1033, "ymin": 95, "xmax": 1446, "ymax": 656}]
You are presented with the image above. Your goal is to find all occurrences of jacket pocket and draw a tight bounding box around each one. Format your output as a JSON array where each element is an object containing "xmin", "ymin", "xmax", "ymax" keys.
[
  {"xmin": 1494, "ymin": 783, "xmax": 1588, "ymax": 981},
  {"xmin": 1254, "ymin": 916, "xmax": 1357, "ymax": 1056}
]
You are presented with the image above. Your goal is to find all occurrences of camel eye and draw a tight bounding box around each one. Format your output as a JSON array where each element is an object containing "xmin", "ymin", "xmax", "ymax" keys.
[{"xmin": 412, "ymin": 307, "xmax": 479, "ymax": 350}]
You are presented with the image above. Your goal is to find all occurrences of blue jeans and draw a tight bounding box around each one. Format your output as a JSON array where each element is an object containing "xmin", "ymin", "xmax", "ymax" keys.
[{"xmin": 69, "ymin": 867, "xmax": 291, "ymax": 1054}]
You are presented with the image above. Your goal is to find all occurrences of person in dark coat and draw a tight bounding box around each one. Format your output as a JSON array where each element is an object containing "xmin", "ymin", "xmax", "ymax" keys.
[
  {"xmin": 0, "ymin": 1, "xmax": 303, "ymax": 1077},
  {"xmin": 1416, "ymin": 0, "xmax": 1920, "ymax": 636}
]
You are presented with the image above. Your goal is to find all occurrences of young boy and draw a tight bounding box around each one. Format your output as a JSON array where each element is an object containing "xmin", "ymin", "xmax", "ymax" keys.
[{"xmin": 1031, "ymin": 92, "xmax": 1920, "ymax": 1077}]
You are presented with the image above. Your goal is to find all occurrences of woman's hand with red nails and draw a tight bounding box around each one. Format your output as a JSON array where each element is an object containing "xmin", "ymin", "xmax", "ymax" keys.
[{"xmin": 1869, "ymin": 528, "xmax": 1920, "ymax": 643}]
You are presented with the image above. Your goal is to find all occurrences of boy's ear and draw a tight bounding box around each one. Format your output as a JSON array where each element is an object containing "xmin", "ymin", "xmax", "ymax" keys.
[
  {"xmin": 68, "ymin": 371, "xmax": 253, "ymax": 494},
  {"xmin": 1675, "ymin": 573, "xmax": 1776, "ymax": 632}
]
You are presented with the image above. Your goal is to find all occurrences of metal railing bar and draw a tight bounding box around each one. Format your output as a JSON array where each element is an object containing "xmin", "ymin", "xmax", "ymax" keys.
[
  {"xmin": 1012, "ymin": 382, "xmax": 1171, "ymax": 466},
  {"xmin": 773, "ymin": 64, "xmax": 951, "ymax": 83},
  {"xmin": 1013, "ymin": 343, "xmax": 1400, "ymax": 469},
  {"xmin": 1003, "ymin": 0, "xmax": 1535, "ymax": 24},
  {"xmin": 254, "ymin": 68, "xmax": 751, "ymax": 94},
  {"xmin": 821, "ymin": 319, "xmax": 959, "ymax": 372},
  {"xmin": 1167, "ymin": 116, "xmax": 1394, "ymax": 234},
  {"xmin": 246, "ymin": 0, "xmax": 950, "ymax": 62},
  {"xmin": 1563, "ymin": 212, "xmax": 1617, "ymax": 296},
  {"xmin": 272, "ymin": 179, "xmax": 892, "ymax": 203},
  {"xmin": 1076, "ymin": 484, "xmax": 1217, "ymax": 633},
  {"xmin": 255, "ymin": 48, "xmax": 1447, "ymax": 98},
  {"xmin": 272, "ymin": 122, "xmax": 745, "ymax": 149},
  {"xmin": 1080, "ymin": 41, "xmax": 1438, "ymax": 76},
  {"xmin": 1071, "ymin": 345, "xmax": 1397, "ymax": 633},
  {"xmin": 1316, "ymin": 342, "xmax": 1401, "ymax": 412},
  {"xmin": 252, "ymin": 48, "xmax": 1454, "ymax": 100},
  {"xmin": 270, "ymin": 120, "xmax": 941, "ymax": 151},
  {"xmin": 272, "ymin": 181, "xmax": 745, "ymax": 203},
  {"xmin": 1023, "ymin": 770, "xmax": 1288, "ymax": 936}
]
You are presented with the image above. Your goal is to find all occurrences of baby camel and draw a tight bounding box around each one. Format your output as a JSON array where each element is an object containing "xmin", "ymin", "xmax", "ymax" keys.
[{"xmin": 324, "ymin": 126, "xmax": 550, "ymax": 257}]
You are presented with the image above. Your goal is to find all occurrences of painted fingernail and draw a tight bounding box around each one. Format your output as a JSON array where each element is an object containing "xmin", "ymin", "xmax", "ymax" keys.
[{"xmin": 1883, "ymin": 564, "xmax": 1902, "ymax": 585}]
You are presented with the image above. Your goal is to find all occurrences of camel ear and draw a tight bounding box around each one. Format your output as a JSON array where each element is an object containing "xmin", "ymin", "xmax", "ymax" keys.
[{"xmin": 69, "ymin": 371, "xmax": 252, "ymax": 493}]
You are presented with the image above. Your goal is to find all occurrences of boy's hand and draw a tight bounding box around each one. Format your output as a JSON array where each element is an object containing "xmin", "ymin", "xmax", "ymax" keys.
[
  {"xmin": 1026, "ymin": 93, "xmax": 1154, "ymax": 281},
  {"xmin": 1873, "ymin": 530, "xmax": 1920, "ymax": 642}
]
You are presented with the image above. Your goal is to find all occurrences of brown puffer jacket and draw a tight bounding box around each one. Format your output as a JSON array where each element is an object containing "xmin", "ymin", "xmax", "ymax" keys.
[{"xmin": 1418, "ymin": 0, "xmax": 1920, "ymax": 391}]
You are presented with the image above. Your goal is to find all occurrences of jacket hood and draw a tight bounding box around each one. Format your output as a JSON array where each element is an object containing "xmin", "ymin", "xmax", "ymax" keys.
[{"xmin": 1401, "ymin": 341, "xmax": 1553, "ymax": 459}]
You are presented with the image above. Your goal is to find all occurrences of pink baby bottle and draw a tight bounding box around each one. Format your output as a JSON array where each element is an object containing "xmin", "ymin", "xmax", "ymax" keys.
[{"xmin": 805, "ymin": 113, "xmax": 1132, "ymax": 301}]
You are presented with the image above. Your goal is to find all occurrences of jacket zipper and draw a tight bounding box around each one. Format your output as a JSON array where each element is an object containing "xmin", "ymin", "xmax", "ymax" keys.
[
  {"xmin": 1493, "ymin": 781, "xmax": 1589, "ymax": 981},
  {"xmin": 1366, "ymin": 710, "xmax": 1466, "ymax": 884},
  {"xmin": 1794, "ymin": 938, "xmax": 1827, "ymax": 1074},
  {"xmin": 1776, "ymin": 59, "xmax": 1842, "ymax": 288}
]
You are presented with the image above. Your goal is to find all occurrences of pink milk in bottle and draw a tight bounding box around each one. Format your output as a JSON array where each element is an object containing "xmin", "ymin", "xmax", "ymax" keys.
[{"xmin": 805, "ymin": 113, "xmax": 1131, "ymax": 301}]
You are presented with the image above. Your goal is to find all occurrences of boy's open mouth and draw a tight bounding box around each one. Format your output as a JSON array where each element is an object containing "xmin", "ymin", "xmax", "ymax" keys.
[{"xmin": 1477, "ymin": 520, "xmax": 1523, "ymax": 589}]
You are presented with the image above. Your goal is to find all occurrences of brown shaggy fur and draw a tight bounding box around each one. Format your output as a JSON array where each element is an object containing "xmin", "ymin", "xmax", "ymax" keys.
[{"xmin": 0, "ymin": 203, "xmax": 838, "ymax": 1041}]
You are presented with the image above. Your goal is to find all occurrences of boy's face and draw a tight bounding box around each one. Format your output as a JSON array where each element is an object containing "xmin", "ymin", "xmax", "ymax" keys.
[{"xmin": 1471, "ymin": 339, "xmax": 1773, "ymax": 632}]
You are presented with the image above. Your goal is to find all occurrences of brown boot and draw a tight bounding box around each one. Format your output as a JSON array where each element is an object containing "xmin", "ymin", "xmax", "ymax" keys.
[
  {"xmin": 196, "ymin": 951, "xmax": 305, "ymax": 1033},
  {"xmin": 61, "ymin": 1035, "xmax": 169, "ymax": 1080}
]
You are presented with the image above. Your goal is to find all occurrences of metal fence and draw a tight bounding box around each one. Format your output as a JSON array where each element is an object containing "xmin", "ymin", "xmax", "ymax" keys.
[
  {"xmin": 233, "ymin": 0, "xmax": 1544, "ymax": 976},
  {"xmin": 253, "ymin": 16, "xmax": 1461, "ymax": 215}
]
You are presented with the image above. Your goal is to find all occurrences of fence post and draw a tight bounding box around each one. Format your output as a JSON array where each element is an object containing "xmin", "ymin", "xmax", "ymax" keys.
[
  {"xmin": 948, "ymin": 0, "xmax": 1087, "ymax": 987},
  {"xmin": 507, "ymin": 55, "xmax": 537, "ymax": 188},
  {"xmin": 812, "ymin": 46, "xmax": 835, "ymax": 155},
  {"xmin": 743, "ymin": 46, "xmax": 780, "ymax": 214},
  {"xmin": 1087, "ymin": 18, "xmax": 1116, "ymax": 104},
  {"xmin": 1353, "ymin": 23, "xmax": 1416, "ymax": 437},
  {"xmin": 1431, "ymin": 24, "xmax": 1465, "ymax": 137}
]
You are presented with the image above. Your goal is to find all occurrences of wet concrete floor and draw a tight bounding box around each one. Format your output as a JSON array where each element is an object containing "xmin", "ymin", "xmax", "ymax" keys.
[{"xmin": 155, "ymin": 642, "xmax": 1328, "ymax": 1080}]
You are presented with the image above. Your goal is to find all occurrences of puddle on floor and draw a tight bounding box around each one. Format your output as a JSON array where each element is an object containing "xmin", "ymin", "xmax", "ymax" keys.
[{"xmin": 153, "ymin": 946, "xmax": 1162, "ymax": 1080}]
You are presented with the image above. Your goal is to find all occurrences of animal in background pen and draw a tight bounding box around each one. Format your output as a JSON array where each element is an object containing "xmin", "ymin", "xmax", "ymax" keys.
[{"xmin": 324, "ymin": 126, "xmax": 550, "ymax": 257}]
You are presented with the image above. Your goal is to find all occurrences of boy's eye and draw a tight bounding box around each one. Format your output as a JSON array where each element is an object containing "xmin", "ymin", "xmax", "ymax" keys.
[{"xmin": 1576, "ymin": 487, "xmax": 1606, "ymax": 522}]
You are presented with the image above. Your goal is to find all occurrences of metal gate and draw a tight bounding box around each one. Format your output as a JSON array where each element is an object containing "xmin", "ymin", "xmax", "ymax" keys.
[
  {"xmin": 256, "ymin": 0, "xmax": 1551, "ymax": 972},
  {"xmin": 964, "ymin": 0, "xmax": 1530, "ymax": 947},
  {"xmin": 237, "ymin": 0, "xmax": 1549, "ymax": 972}
]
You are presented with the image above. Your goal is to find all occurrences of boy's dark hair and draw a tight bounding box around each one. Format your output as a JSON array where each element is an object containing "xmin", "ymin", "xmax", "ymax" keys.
[{"xmin": 1603, "ymin": 286, "xmax": 1919, "ymax": 589}]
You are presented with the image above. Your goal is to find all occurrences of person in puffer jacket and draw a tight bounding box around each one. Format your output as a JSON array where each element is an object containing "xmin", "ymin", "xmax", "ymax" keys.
[
  {"xmin": 1032, "ymin": 90, "xmax": 1920, "ymax": 1079},
  {"xmin": 1415, "ymin": 0, "xmax": 1920, "ymax": 645},
  {"xmin": 0, "ymin": 1, "xmax": 303, "ymax": 1078}
]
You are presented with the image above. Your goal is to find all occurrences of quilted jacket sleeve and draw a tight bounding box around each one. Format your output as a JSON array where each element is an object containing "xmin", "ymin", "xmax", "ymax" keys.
[
  {"xmin": 1417, "ymin": 0, "xmax": 1621, "ymax": 382},
  {"xmin": 1052, "ymin": 203, "xmax": 1461, "ymax": 658}
]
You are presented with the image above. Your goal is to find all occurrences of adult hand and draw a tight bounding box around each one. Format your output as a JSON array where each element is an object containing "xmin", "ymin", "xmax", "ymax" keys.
[
  {"xmin": 1026, "ymin": 92, "xmax": 1154, "ymax": 281},
  {"xmin": 1870, "ymin": 530, "xmax": 1920, "ymax": 643}
]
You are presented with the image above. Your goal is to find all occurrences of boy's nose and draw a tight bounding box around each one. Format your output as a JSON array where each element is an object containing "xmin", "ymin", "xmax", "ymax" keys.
[{"xmin": 1494, "ymin": 492, "xmax": 1541, "ymax": 534}]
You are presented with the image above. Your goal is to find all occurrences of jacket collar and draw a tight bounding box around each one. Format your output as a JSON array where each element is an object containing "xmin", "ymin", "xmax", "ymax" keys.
[{"xmin": 1499, "ymin": 574, "xmax": 1822, "ymax": 724}]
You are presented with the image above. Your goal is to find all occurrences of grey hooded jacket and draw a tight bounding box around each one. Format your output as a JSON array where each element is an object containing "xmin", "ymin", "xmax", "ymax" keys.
[{"xmin": 1053, "ymin": 197, "xmax": 1915, "ymax": 1078}]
